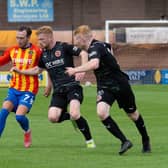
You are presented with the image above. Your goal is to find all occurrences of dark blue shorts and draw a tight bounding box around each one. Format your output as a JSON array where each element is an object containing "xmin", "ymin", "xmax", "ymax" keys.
[{"xmin": 4, "ymin": 88, "xmax": 36, "ymax": 112}]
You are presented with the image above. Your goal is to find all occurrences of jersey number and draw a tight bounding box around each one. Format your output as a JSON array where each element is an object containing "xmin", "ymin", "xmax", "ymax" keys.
[{"xmin": 24, "ymin": 94, "xmax": 34, "ymax": 105}]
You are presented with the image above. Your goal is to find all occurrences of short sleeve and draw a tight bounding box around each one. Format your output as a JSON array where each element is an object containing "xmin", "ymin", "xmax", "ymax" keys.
[
  {"xmin": 88, "ymin": 45, "xmax": 101, "ymax": 60},
  {"xmin": 63, "ymin": 43, "xmax": 82, "ymax": 56},
  {"xmin": 38, "ymin": 56, "xmax": 45, "ymax": 69}
]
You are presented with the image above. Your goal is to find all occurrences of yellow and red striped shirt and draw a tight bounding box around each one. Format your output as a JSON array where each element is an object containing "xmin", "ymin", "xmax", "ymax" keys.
[{"xmin": 0, "ymin": 44, "xmax": 42, "ymax": 94}]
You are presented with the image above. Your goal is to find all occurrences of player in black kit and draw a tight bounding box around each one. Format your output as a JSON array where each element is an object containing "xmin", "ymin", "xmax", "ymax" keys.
[
  {"xmin": 66, "ymin": 25, "xmax": 151, "ymax": 154},
  {"xmin": 11, "ymin": 26, "xmax": 96, "ymax": 148}
]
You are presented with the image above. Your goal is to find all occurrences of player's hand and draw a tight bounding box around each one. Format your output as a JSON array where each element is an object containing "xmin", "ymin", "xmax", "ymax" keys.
[
  {"xmin": 75, "ymin": 72, "xmax": 85, "ymax": 81},
  {"xmin": 43, "ymin": 85, "xmax": 52, "ymax": 97},
  {"xmin": 65, "ymin": 67, "xmax": 76, "ymax": 76},
  {"xmin": 10, "ymin": 66, "xmax": 19, "ymax": 73}
]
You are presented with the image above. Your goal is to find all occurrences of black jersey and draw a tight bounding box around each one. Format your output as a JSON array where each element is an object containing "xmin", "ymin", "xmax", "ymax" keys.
[
  {"xmin": 38, "ymin": 41, "xmax": 82, "ymax": 90},
  {"xmin": 88, "ymin": 39, "xmax": 129, "ymax": 88}
]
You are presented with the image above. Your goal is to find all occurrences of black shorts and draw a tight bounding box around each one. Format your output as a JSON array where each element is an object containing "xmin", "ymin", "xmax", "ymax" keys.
[
  {"xmin": 50, "ymin": 85, "xmax": 83, "ymax": 110},
  {"xmin": 97, "ymin": 83, "xmax": 137, "ymax": 113}
]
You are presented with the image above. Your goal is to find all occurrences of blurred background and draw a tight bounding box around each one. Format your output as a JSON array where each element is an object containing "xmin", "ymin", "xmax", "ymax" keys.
[{"xmin": 1, "ymin": 0, "xmax": 168, "ymax": 85}]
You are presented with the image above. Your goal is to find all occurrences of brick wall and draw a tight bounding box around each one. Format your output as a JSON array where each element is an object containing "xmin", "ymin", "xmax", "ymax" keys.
[
  {"xmin": 1, "ymin": 0, "xmax": 168, "ymax": 84},
  {"xmin": 0, "ymin": 0, "xmax": 168, "ymax": 30}
]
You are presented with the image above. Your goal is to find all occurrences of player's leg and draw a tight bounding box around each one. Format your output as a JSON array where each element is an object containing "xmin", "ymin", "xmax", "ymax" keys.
[
  {"xmin": 128, "ymin": 110, "xmax": 151, "ymax": 153},
  {"xmin": 16, "ymin": 105, "xmax": 32, "ymax": 148},
  {"xmin": 97, "ymin": 88, "xmax": 132, "ymax": 154},
  {"xmin": 15, "ymin": 92, "xmax": 35, "ymax": 148},
  {"xmin": 48, "ymin": 93, "xmax": 70, "ymax": 123},
  {"xmin": 0, "ymin": 101, "xmax": 13, "ymax": 137},
  {"xmin": 68, "ymin": 86, "xmax": 95, "ymax": 148},
  {"xmin": 58, "ymin": 108, "xmax": 70, "ymax": 123},
  {"xmin": 97, "ymin": 102, "xmax": 132, "ymax": 154},
  {"xmin": 121, "ymin": 84, "xmax": 151, "ymax": 153},
  {"xmin": 48, "ymin": 106, "xmax": 70, "ymax": 122},
  {"xmin": 69, "ymin": 99, "xmax": 96, "ymax": 148},
  {"xmin": 16, "ymin": 105, "xmax": 30, "ymax": 132},
  {"xmin": 0, "ymin": 88, "xmax": 16, "ymax": 137}
]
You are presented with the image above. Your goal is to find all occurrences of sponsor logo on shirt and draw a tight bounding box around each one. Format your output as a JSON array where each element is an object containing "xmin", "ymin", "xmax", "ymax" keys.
[
  {"xmin": 13, "ymin": 58, "xmax": 32, "ymax": 65},
  {"xmin": 45, "ymin": 58, "xmax": 64, "ymax": 69}
]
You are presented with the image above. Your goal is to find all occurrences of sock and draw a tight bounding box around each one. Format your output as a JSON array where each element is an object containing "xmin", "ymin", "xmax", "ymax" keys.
[
  {"xmin": 15, "ymin": 115, "xmax": 29, "ymax": 132},
  {"xmin": 134, "ymin": 115, "xmax": 149, "ymax": 141},
  {"xmin": 75, "ymin": 116, "xmax": 92, "ymax": 141},
  {"xmin": 102, "ymin": 116, "xmax": 127, "ymax": 143},
  {"xmin": 58, "ymin": 112, "xmax": 70, "ymax": 123},
  {"xmin": 0, "ymin": 108, "xmax": 10, "ymax": 137}
]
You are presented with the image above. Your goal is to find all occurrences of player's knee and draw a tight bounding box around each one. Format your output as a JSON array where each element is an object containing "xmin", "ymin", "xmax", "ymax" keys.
[
  {"xmin": 97, "ymin": 110, "xmax": 108, "ymax": 120},
  {"xmin": 48, "ymin": 115, "xmax": 59, "ymax": 123},
  {"xmin": 69, "ymin": 111, "xmax": 80, "ymax": 120},
  {"xmin": 128, "ymin": 110, "xmax": 139, "ymax": 121},
  {"xmin": 97, "ymin": 102, "xmax": 110, "ymax": 120},
  {"xmin": 48, "ymin": 108, "xmax": 61, "ymax": 123},
  {"xmin": 48, "ymin": 112, "xmax": 60, "ymax": 123},
  {"xmin": 2, "ymin": 101, "xmax": 14, "ymax": 112}
]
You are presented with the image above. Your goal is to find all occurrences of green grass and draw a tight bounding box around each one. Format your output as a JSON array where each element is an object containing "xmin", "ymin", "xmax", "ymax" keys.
[{"xmin": 0, "ymin": 85, "xmax": 167, "ymax": 168}]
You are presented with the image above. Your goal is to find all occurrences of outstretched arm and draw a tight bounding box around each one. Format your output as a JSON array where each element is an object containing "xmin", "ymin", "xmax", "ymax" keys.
[
  {"xmin": 66, "ymin": 58, "xmax": 99, "ymax": 76},
  {"xmin": 0, "ymin": 50, "xmax": 11, "ymax": 66},
  {"xmin": 11, "ymin": 66, "xmax": 43, "ymax": 75}
]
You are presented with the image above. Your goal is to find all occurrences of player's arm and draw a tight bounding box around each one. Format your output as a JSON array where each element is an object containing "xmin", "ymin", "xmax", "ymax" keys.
[
  {"xmin": 75, "ymin": 58, "xmax": 99, "ymax": 72},
  {"xmin": 66, "ymin": 44, "xmax": 100, "ymax": 76},
  {"xmin": 11, "ymin": 66, "xmax": 43, "ymax": 75},
  {"xmin": 75, "ymin": 50, "xmax": 88, "ymax": 81},
  {"xmin": 0, "ymin": 49, "xmax": 11, "ymax": 66},
  {"xmin": 43, "ymin": 72, "xmax": 52, "ymax": 97},
  {"xmin": 66, "ymin": 58, "xmax": 99, "ymax": 76},
  {"xmin": 79, "ymin": 50, "xmax": 88, "ymax": 65}
]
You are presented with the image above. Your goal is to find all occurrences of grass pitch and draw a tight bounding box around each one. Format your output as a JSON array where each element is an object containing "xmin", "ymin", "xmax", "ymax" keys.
[{"xmin": 0, "ymin": 85, "xmax": 167, "ymax": 168}]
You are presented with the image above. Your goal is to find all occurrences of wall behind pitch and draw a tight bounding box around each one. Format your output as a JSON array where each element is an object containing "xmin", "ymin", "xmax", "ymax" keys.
[{"xmin": 0, "ymin": 0, "xmax": 168, "ymax": 30}]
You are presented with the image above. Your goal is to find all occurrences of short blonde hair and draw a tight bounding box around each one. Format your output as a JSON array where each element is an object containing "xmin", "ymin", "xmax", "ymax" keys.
[
  {"xmin": 74, "ymin": 25, "xmax": 92, "ymax": 37},
  {"xmin": 36, "ymin": 26, "xmax": 53, "ymax": 36}
]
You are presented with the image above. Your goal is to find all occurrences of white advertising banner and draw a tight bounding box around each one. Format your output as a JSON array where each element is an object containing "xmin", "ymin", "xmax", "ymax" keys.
[
  {"xmin": 126, "ymin": 27, "xmax": 168, "ymax": 44},
  {"xmin": 0, "ymin": 71, "xmax": 47, "ymax": 87}
]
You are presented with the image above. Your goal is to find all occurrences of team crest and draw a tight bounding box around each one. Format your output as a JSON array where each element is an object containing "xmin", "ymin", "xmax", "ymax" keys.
[
  {"xmin": 55, "ymin": 50, "xmax": 61, "ymax": 57},
  {"xmin": 29, "ymin": 50, "xmax": 34, "ymax": 55}
]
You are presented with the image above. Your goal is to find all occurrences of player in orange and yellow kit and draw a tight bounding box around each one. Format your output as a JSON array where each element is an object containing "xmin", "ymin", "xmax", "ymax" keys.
[{"xmin": 0, "ymin": 26, "xmax": 42, "ymax": 148}]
